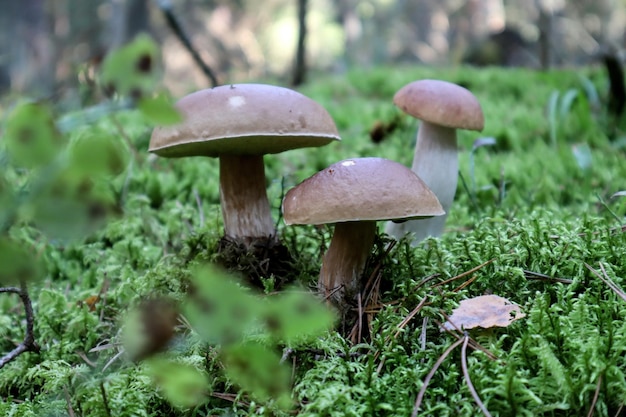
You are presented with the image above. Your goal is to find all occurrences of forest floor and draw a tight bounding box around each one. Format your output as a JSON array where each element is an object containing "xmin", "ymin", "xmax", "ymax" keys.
[{"xmin": 1, "ymin": 61, "xmax": 626, "ymax": 416}]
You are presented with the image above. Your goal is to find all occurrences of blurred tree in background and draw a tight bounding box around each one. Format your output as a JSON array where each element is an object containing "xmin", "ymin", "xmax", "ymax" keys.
[{"xmin": 0, "ymin": 0, "xmax": 625, "ymax": 101}]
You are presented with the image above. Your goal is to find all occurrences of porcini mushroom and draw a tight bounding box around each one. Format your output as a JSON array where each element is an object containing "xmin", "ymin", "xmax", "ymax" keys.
[
  {"xmin": 282, "ymin": 157, "xmax": 444, "ymax": 302},
  {"xmin": 385, "ymin": 79, "xmax": 484, "ymax": 245},
  {"xmin": 149, "ymin": 84, "xmax": 340, "ymax": 248}
]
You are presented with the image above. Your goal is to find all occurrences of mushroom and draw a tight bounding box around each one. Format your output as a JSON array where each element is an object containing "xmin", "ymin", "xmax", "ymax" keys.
[
  {"xmin": 149, "ymin": 84, "xmax": 340, "ymax": 248},
  {"xmin": 282, "ymin": 157, "xmax": 444, "ymax": 302},
  {"xmin": 385, "ymin": 79, "xmax": 484, "ymax": 245}
]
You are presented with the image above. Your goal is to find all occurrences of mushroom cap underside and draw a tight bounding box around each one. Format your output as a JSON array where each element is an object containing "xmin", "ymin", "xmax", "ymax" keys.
[
  {"xmin": 149, "ymin": 83, "xmax": 341, "ymax": 157},
  {"xmin": 282, "ymin": 157, "xmax": 445, "ymax": 225},
  {"xmin": 394, "ymin": 79, "xmax": 484, "ymax": 131}
]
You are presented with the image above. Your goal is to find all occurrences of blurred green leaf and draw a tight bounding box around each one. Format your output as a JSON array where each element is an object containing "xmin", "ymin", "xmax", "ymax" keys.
[
  {"xmin": 24, "ymin": 169, "xmax": 117, "ymax": 240},
  {"xmin": 263, "ymin": 290, "xmax": 335, "ymax": 345},
  {"xmin": 69, "ymin": 132, "xmax": 129, "ymax": 177},
  {"xmin": 147, "ymin": 358, "xmax": 208, "ymax": 409},
  {"xmin": 137, "ymin": 95, "xmax": 182, "ymax": 125},
  {"xmin": 221, "ymin": 342, "xmax": 292, "ymax": 408},
  {"xmin": 0, "ymin": 172, "xmax": 15, "ymax": 227},
  {"xmin": 3, "ymin": 102, "xmax": 65, "ymax": 168},
  {"xmin": 184, "ymin": 265, "xmax": 262, "ymax": 345},
  {"xmin": 0, "ymin": 238, "xmax": 43, "ymax": 285},
  {"xmin": 100, "ymin": 34, "xmax": 159, "ymax": 99}
]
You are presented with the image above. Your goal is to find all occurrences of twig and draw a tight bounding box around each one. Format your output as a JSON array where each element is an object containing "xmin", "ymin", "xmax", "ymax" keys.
[
  {"xmin": 411, "ymin": 337, "xmax": 465, "ymax": 417},
  {"xmin": 63, "ymin": 385, "xmax": 75, "ymax": 417},
  {"xmin": 585, "ymin": 262, "xmax": 626, "ymax": 303},
  {"xmin": 291, "ymin": 0, "xmax": 308, "ymax": 86},
  {"xmin": 375, "ymin": 296, "xmax": 430, "ymax": 373},
  {"xmin": 0, "ymin": 281, "xmax": 40, "ymax": 369},
  {"xmin": 432, "ymin": 258, "xmax": 495, "ymax": 288},
  {"xmin": 451, "ymin": 274, "xmax": 479, "ymax": 293},
  {"xmin": 110, "ymin": 114, "xmax": 139, "ymax": 162},
  {"xmin": 211, "ymin": 392, "xmax": 250, "ymax": 407},
  {"xmin": 356, "ymin": 292, "xmax": 363, "ymax": 344},
  {"xmin": 549, "ymin": 224, "xmax": 626, "ymax": 240},
  {"xmin": 523, "ymin": 269, "xmax": 573, "ymax": 284},
  {"xmin": 100, "ymin": 381, "xmax": 113, "ymax": 417},
  {"xmin": 461, "ymin": 335, "xmax": 492, "ymax": 417},
  {"xmin": 437, "ymin": 317, "xmax": 498, "ymax": 361},
  {"xmin": 156, "ymin": 0, "xmax": 219, "ymax": 87},
  {"xmin": 586, "ymin": 374, "xmax": 602, "ymax": 417}
]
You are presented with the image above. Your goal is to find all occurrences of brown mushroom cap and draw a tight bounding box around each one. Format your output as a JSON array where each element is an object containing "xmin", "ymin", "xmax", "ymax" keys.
[
  {"xmin": 283, "ymin": 157, "xmax": 444, "ymax": 225},
  {"xmin": 149, "ymin": 84, "xmax": 340, "ymax": 157},
  {"xmin": 393, "ymin": 79, "xmax": 484, "ymax": 131}
]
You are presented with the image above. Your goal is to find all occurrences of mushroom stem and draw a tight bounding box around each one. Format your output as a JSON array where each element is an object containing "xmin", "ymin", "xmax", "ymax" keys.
[
  {"xmin": 319, "ymin": 221, "xmax": 376, "ymax": 300},
  {"xmin": 386, "ymin": 122, "xmax": 457, "ymax": 243},
  {"xmin": 219, "ymin": 155, "xmax": 276, "ymax": 243}
]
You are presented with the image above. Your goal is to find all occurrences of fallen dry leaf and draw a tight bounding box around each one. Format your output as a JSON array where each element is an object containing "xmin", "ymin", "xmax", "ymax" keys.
[{"xmin": 443, "ymin": 294, "xmax": 525, "ymax": 331}]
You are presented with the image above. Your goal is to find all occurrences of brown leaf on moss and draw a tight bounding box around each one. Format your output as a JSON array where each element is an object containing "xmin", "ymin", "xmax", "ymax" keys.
[{"xmin": 443, "ymin": 294, "xmax": 525, "ymax": 331}]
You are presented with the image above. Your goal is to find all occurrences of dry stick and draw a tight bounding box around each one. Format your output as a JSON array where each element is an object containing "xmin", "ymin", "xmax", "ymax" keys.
[
  {"xmin": 411, "ymin": 337, "xmax": 465, "ymax": 417},
  {"xmin": 0, "ymin": 281, "xmax": 40, "ymax": 369},
  {"xmin": 549, "ymin": 224, "xmax": 626, "ymax": 240},
  {"xmin": 63, "ymin": 385, "xmax": 75, "ymax": 417},
  {"xmin": 586, "ymin": 374, "xmax": 602, "ymax": 417},
  {"xmin": 614, "ymin": 403, "xmax": 624, "ymax": 417},
  {"xmin": 524, "ymin": 269, "xmax": 573, "ymax": 284},
  {"xmin": 452, "ymin": 274, "xmax": 479, "ymax": 293},
  {"xmin": 157, "ymin": 0, "xmax": 218, "ymax": 87},
  {"xmin": 431, "ymin": 258, "xmax": 495, "ymax": 288},
  {"xmin": 436, "ymin": 316, "xmax": 498, "ymax": 361},
  {"xmin": 585, "ymin": 262, "xmax": 626, "ymax": 303},
  {"xmin": 100, "ymin": 381, "xmax": 113, "ymax": 417},
  {"xmin": 461, "ymin": 335, "xmax": 492, "ymax": 417},
  {"xmin": 110, "ymin": 114, "xmax": 140, "ymax": 162},
  {"xmin": 349, "ymin": 240, "xmax": 396, "ymax": 340},
  {"xmin": 375, "ymin": 296, "xmax": 430, "ymax": 373}
]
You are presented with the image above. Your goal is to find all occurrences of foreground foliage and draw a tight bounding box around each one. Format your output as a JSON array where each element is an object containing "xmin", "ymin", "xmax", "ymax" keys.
[{"xmin": 1, "ymin": 51, "xmax": 626, "ymax": 416}]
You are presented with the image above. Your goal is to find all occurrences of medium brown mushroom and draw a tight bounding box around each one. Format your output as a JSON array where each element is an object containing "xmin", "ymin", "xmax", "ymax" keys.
[
  {"xmin": 282, "ymin": 157, "xmax": 443, "ymax": 302},
  {"xmin": 385, "ymin": 79, "xmax": 484, "ymax": 245},
  {"xmin": 150, "ymin": 84, "xmax": 340, "ymax": 248}
]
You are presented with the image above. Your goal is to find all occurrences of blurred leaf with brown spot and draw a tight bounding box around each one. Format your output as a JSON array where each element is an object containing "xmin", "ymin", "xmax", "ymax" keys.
[
  {"xmin": 122, "ymin": 297, "xmax": 180, "ymax": 361},
  {"xmin": 263, "ymin": 290, "xmax": 335, "ymax": 345},
  {"xmin": 100, "ymin": 34, "xmax": 159, "ymax": 100},
  {"xmin": 68, "ymin": 132, "xmax": 129, "ymax": 177},
  {"xmin": 184, "ymin": 265, "xmax": 262, "ymax": 346},
  {"xmin": 3, "ymin": 103, "xmax": 66, "ymax": 168}
]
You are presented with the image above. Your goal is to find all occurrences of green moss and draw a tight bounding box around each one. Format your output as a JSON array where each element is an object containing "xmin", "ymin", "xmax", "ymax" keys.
[{"xmin": 2, "ymin": 64, "xmax": 626, "ymax": 416}]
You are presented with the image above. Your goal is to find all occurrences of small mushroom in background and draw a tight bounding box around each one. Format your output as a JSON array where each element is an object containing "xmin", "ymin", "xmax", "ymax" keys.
[
  {"xmin": 385, "ymin": 79, "xmax": 484, "ymax": 245},
  {"xmin": 149, "ymin": 83, "xmax": 340, "ymax": 253},
  {"xmin": 282, "ymin": 157, "xmax": 444, "ymax": 305}
]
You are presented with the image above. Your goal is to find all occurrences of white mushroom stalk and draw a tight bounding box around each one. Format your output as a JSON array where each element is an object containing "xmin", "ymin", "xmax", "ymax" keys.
[
  {"xmin": 387, "ymin": 123, "xmax": 458, "ymax": 242},
  {"xmin": 385, "ymin": 79, "xmax": 484, "ymax": 245}
]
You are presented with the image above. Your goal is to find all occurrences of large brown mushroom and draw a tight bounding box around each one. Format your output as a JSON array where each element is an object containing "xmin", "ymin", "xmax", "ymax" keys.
[
  {"xmin": 385, "ymin": 79, "xmax": 484, "ymax": 245},
  {"xmin": 282, "ymin": 157, "xmax": 443, "ymax": 302},
  {"xmin": 150, "ymin": 84, "xmax": 340, "ymax": 248}
]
